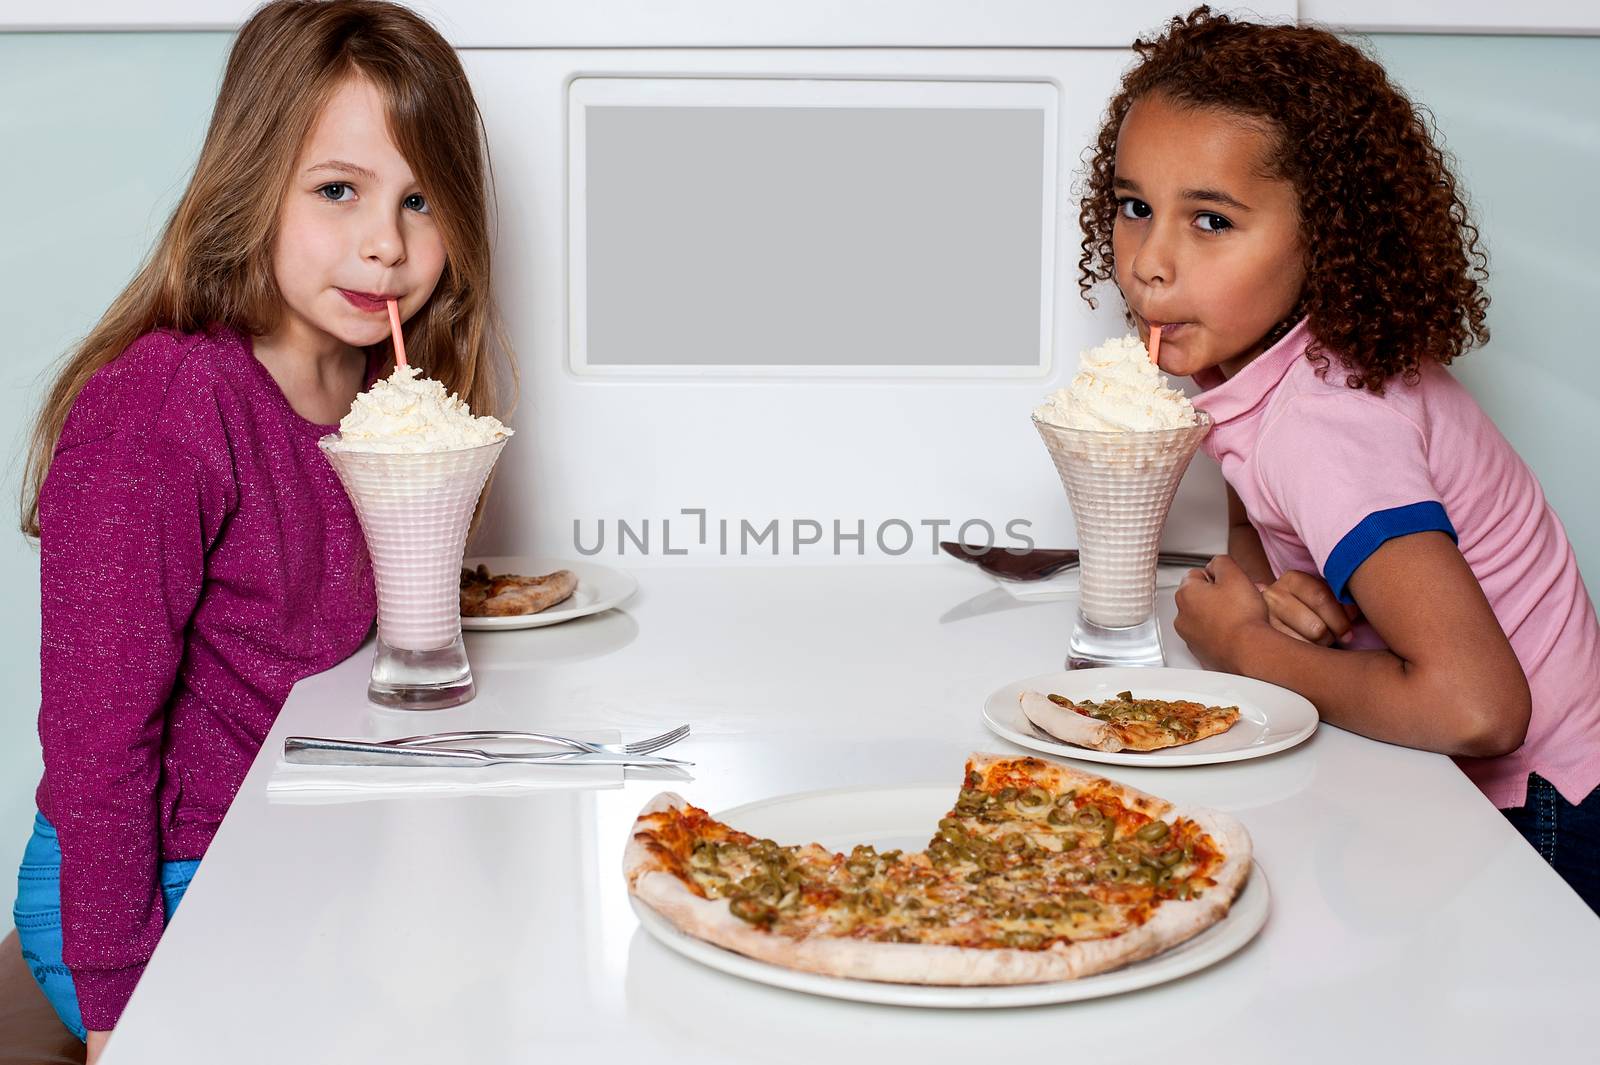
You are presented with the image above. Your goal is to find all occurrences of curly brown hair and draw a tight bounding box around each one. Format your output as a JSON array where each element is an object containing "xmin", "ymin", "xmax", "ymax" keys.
[{"xmin": 1077, "ymin": 6, "xmax": 1489, "ymax": 392}]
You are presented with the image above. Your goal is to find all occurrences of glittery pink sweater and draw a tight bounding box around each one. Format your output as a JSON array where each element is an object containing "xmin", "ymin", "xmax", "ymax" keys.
[{"xmin": 35, "ymin": 326, "xmax": 376, "ymax": 1029}]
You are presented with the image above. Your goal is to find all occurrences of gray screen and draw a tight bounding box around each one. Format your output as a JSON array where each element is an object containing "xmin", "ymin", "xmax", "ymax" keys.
[{"xmin": 581, "ymin": 105, "xmax": 1046, "ymax": 368}]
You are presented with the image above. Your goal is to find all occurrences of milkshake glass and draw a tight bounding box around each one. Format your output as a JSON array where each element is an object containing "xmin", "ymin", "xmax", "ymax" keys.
[
  {"xmin": 1032, "ymin": 412, "xmax": 1211, "ymax": 668},
  {"xmin": 320, "ymin": 436, "xmax": 507, "ymax": 709}
]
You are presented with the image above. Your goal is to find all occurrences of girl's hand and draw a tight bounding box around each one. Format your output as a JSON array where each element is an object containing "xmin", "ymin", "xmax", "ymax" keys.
[
  {"xmin": 1174, "ymin": 555, "xmax": 1275, "ymax": 671},
  {"xmin": 1257, "ymin": 570, "xmax": 1360, "ymax": 646},
  {"xmin": 87, "ymin": 1030, "xmax": 111, "ymax": 1063}
]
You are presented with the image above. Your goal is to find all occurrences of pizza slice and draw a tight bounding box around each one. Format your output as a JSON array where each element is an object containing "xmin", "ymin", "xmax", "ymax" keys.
[
  {"xmin": 1019, "ymin": 690, "xmax": 1240, "ymax": 752},
  {"xmin": 460, "ymin": 565, "xmax": 578, "ymax": 617}
]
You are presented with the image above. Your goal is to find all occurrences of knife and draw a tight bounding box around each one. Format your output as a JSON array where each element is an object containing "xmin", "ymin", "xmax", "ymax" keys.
[
  {"xmin": 283, "ymin": 736, "xmax": 693, "ymax": 768},
  {"xmin": 938, "ymin": 542, "xmax": 1215, "ymax": 582}
]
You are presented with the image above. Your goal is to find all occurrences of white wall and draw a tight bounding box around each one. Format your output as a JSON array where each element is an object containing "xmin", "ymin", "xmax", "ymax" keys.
[
  {"xmin": 8, "ymin": 0, "xmax": 1600, "ymax": 38},
  {"xmin": 465, "ymin": 45, "xmax": 1228, "ymax": 568}
]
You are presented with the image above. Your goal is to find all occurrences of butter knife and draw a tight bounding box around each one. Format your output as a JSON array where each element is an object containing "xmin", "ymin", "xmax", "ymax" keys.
[
  {"xmin": 939, "ymin": 542, "xmax": 1215, "ymax": 582},
  {"xmin": 283, "ymin": 736, "xmax": 693, "ymax": 768}
]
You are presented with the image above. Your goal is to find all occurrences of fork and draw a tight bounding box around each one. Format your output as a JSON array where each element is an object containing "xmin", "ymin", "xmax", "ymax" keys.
[{"xmin": 380, "ymin": 723, "xmax": 690, "ymax": 757}]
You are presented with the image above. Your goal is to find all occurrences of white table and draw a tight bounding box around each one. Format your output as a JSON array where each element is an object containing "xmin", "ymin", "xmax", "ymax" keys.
[{"xmin": 105, "ymin": 564, "xmax": 1596, "ymax": 1063}]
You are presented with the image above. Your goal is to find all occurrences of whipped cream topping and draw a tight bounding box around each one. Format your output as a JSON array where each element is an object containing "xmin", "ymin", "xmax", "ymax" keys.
[
  {"xmin": 327, "ymin": 364, "xmax": 512, "ymax": 453},
  {"xmin": 1034, "ymin": 335, "xmax": 1198, "ymax": 432}
]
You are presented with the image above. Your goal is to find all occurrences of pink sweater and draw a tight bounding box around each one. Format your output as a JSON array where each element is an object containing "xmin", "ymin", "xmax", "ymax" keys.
[{"xmin": 36, "ymin": 326, "xmax": 376, "ymax": 1028}]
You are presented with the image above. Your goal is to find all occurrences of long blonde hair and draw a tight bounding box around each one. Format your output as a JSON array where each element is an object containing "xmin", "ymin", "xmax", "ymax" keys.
[{"xmin": 21, "ymin": 0, "xmax": 513, "ymax": 537}]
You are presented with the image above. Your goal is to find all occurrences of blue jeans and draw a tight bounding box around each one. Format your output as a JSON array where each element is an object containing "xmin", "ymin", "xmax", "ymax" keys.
[
  {"xmin": 1502, "ymin": 774, "xmax": 1600, "ymax": 917},
  {"xmin": 12, "ymin": 812, "xmax": 199, "ymax": 1041}
]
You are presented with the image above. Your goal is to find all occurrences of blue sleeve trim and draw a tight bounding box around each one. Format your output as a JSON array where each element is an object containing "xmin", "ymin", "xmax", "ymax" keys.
[{"xmin": 1323, "ymin": 501, "xmax": 1457, "ymax": 604}]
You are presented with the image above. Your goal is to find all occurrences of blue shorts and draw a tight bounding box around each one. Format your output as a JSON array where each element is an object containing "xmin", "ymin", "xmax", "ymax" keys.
[{"xmin": 12, "ymin": 811, "xmax": 199, "ymax": 1041}]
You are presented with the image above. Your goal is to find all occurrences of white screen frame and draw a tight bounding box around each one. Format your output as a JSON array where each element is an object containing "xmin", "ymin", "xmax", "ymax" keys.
[{"xmin": 567, "ymin": 75, "xmax": 1061, "ymax": 379}]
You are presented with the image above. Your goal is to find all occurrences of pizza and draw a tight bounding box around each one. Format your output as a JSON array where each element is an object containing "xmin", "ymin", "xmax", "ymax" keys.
[
  {"xmin": 460, "ymin": 564, "xmax": 577, "ymax": 617},
  {"xmin": 623, "ymin": 753, "xmax": 1251, "ymax": 985},
  {"xmin": 1019, "ymin": 690, "xmax": 1241, "ymax": 753}
]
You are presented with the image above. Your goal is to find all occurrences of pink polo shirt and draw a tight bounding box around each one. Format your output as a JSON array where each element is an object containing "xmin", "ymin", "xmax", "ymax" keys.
[{"xmin": 1191, "ymin": 319, "xmax": 1600, "ymax": 809}]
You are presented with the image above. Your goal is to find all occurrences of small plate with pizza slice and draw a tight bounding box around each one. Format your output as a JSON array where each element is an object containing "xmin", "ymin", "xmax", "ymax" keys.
[
  {"xmin": 459, "ymin": 556, "xmax": 637, "ymax": 630},
  {"xmin": 624, "ymin": 754, "xmax": 1269, "ymax": 1007},
  {"xmin": 983, "ymin": 667, "xmax": 1318, "ymax": 767}
]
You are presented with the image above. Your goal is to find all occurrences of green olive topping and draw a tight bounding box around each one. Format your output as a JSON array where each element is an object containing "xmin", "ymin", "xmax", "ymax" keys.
[
  {"xmin": 1116, "ymin": 690, "xmax": 1134, "ymax": 701},
  {"xmin": 1046, "ymin": 808, "xmax": 1073, "ymax": 827},
  {"xmin": 860, "ymin": 889, "xmax": 890, "ymax": 915},
  {"xmin": 1052, "ymin": 790, "xmax": 1077, "ymax": 809},
  {"xmin": 1094, "ymin": 861, "xmax": 1126, "ymax": 883},
  {"xmin": 1161, "ymin": 716, "xmax": 1196, "ymax": 738},
  {"xmin": 1019, "ymin": 786, "xmax": 1050, "ymax": 809},
  {"xmin": 979, "ymin": 851, "xmax": 1007, "ymax": 873},
  {"xmin": 1000, "ymin": 833, "xmax": 1027, "ymax": 854},
  {"xmin": 996, "ymin": 787, "xmax": 1019, "ymax": 802},
  {"xmin": 1073, "ymin": 806, "xmax": 1105, "ymax": 828},
  {"xmin": 1136, "ymin": 820, "xmax": 1171, "ymax": 843}
]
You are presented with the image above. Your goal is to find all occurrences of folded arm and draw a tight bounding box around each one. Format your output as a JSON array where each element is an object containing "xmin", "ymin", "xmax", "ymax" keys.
[{"xmin": 1177, "ymin": 532, "xmax": 1530, "ymax": 758}]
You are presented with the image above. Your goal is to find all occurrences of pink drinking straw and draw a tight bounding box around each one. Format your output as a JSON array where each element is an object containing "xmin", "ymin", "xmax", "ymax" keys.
[
  {"xmin": 386, "ymin": 299, "xmax": 409, "ymax": 367},
  {"xmin": 1147, "ymin": 324, "xmax": 1162, "ymax": 366}
]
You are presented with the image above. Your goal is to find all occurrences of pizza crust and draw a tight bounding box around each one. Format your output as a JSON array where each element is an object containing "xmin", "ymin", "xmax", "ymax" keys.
[
  {"xmin": 1018, "ymin": 690, "xmax": 1125, "ymax": 751},
  {"xmin": 623, "ymin": 766, "xmax": 1254, "ymax": 987}
]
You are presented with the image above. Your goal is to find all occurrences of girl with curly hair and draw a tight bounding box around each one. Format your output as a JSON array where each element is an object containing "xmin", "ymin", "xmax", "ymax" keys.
[{"xmin": 1079, "ymin": 8, "xmax": 1600, "ymax": 909}]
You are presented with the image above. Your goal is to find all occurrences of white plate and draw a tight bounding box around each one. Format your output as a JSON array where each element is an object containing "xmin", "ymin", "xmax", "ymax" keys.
[
  {"xmin": 631, "ymin": 783, "xmax": 1269, "ymax": 1008},
  {"xmin": 460, "ymin": 556, "xmax": 637, "ymax": 630},
  {"xmin": 983, "ymin": 667, "xmax": 1319, "ymax": 768}
]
